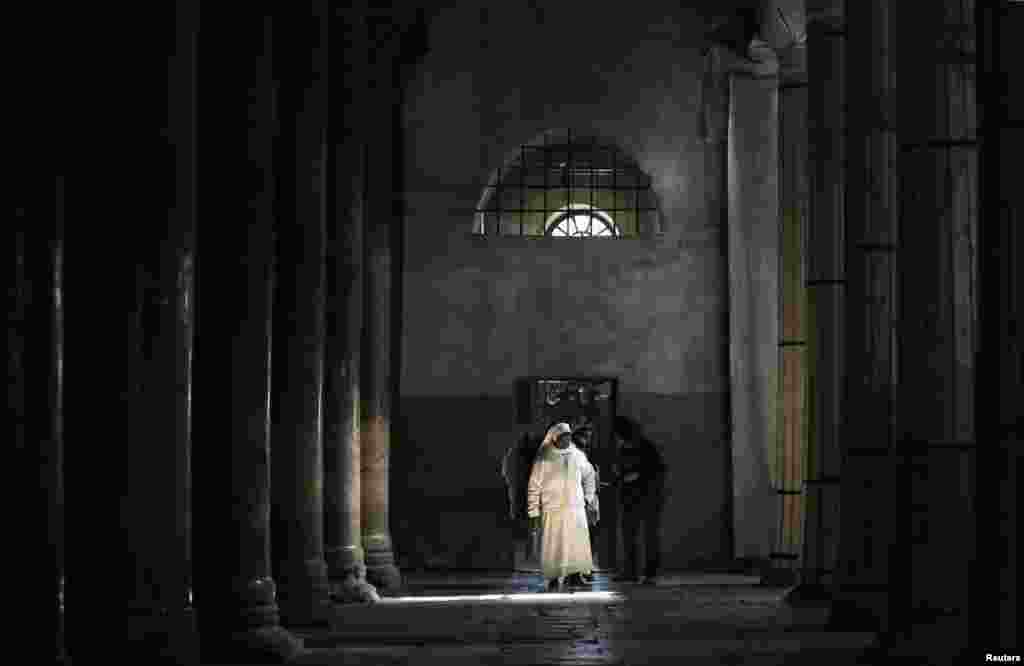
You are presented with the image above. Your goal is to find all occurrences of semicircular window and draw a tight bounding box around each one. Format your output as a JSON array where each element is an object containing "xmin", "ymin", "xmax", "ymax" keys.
[
  {"xmin": 474, "ymin": 129, "xmax": 657, "ymax": 238},
  {"xmin": 545, "ymin": 203, "xmax": 619, "ymax": 237}
]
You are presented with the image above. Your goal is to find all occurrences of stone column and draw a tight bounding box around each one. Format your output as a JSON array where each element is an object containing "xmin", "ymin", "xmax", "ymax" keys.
[
  {"xmin": 794, "ymin": 0, "xmax": 845, "ymax": 603},
  {"xmin": 888, "ymin": 1, "xmax": 979, "ymax": 651},
  {"xmin": 60, "ymin": 6, "xmax": 200, "ymax": 660},
  {"xmin": 191, "ymin": 12, "xmax": 303, "ymax": 662},
  {"xmin": 773, "ymin": 40, "xmax": 809, "ymax": 585},
  {"xmin": 129, "ymin": 1, "xmax": 199, "ymax": 656},
  {"xmin": 360, "ymin": 14, "xmax": 402, "ymax": 592},
  {"xmin": 832, "ymin": 0, "xmax": 898, "ymax": 634},
  {"xmin": 11, "ymin": 180, "xmax": 64, "ymax": 663},
  {"xmin": 977, "ymin": 1, "xmax": 1021, "ymax": 651},
  {"xmin": 269, "ymin": 1, "xmax": 333, "ymax": 627},
  {"xmin": 725, "ymin": 43, "xmax": 782, "ymax": 565},
  {"xmin": 323, "ymin": 5, "xmax": 379, "ymax": 604},
  {"xmin": 62, "ymin": 186, "xmax": 151, "ymax": 661}
]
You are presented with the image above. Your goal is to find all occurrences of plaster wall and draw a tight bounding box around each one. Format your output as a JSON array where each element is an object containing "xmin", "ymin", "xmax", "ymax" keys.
[{"xmin": 393, "ymin": 2, "xmax": 739, "ymax": 571}]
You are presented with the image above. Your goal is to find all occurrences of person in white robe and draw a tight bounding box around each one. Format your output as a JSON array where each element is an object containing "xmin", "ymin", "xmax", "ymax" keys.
[{"xmin": 527, "ymin": 422, "xmax": 598, "ymax": 591}]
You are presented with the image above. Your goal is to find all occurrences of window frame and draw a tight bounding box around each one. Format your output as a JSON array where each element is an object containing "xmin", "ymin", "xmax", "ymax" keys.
[{"xmin": 473, "ymin": 129, "xmax": 661, "ymax": 238}]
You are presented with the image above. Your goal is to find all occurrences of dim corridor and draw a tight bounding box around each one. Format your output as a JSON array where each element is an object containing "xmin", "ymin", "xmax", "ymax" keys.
[{"xmin": 268, "ymin": 572, "xmax": 877, "ymax": 665}]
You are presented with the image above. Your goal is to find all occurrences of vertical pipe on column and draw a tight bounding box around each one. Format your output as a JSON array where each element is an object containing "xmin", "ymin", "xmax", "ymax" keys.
[
  {"xmin": 191, "ymin": 11, "xmax": 302, "ymax": 662},
  {"xmin": 270, "ymin": 0, "xmax": 332, "ymax": 627}
]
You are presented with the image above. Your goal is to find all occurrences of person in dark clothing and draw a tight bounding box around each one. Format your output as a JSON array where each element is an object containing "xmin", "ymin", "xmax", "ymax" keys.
[{"xmin": 612, "ymin": 416, "xmax": 667, "ymax": 584}]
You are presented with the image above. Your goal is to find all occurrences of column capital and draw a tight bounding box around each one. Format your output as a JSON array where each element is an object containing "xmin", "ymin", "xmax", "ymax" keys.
[{"xmin": 720, "ymin": 39, "xmax": 780, "ymax": 77}]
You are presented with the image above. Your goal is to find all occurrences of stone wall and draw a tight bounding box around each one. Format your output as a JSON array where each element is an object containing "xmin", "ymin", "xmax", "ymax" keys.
[{"xmin": 394, "ymin": 2, "xmax": 736, "ymax": 571}]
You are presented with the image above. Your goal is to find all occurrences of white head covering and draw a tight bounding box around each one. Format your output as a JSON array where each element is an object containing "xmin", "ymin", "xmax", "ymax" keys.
[{"xmin": 541, "ymin": 422, "xmax": 573, "ymax": 449}]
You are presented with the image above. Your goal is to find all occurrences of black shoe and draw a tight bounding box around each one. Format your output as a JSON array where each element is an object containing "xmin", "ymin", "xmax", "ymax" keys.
[
  {"xmin": 566, "ymin": 573, "xmax": 587, "ymax": 587},
  {"xmin": 547, "ymin": 578, "xmax": 562, "ymax": 592},
  {"xmin": 580, "ymin": 572, "xmax": 595, "ymax": 583}
]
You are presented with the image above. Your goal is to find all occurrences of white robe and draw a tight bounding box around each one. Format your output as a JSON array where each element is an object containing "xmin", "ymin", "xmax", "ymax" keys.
[{"xmin": 527, "ymin": 443, "xmax": 596, "ymax": 580}]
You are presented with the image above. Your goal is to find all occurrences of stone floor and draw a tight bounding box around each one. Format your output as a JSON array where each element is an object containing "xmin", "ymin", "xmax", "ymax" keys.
[{"xmin": 271, "ymin": 571, "xmax": 880, "ymax": 665}]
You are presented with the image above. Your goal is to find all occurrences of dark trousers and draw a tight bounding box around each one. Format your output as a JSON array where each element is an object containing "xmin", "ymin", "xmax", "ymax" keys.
[{"xmin": 621, "ymin": 500, "xmax": 663, "ymax": 578}]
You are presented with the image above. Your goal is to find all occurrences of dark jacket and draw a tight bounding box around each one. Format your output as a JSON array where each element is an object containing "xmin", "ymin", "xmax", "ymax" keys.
[{"xmin": 617, "ymin": 436, "xmax": 666, "ymax": 506}]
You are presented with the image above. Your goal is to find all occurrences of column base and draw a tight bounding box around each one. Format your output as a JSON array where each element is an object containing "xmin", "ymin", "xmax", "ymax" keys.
[
  {"xmin": 276, "ymin": 559, "xmax": 332, "ymax": 628},
  {"xmin": 363, "ymin": 533, "xmax": 402, "ymax": 592},
  {"xmin": 365, "ymin": 563, "xmax": 402, "ymax": 592},
  {"xmin": 326, "ymin": 545, "xmax": 380, "ymax": 603},
  {"xmin": 324, "ymin": 544, "xmax": 364, "ymax": 580},
  {"xmin": 331, "ymin": 571, "xmax": 382, "ymax": 604}
]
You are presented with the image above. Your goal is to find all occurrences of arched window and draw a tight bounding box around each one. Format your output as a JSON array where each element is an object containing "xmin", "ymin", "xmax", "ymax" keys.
[
  {"xmin": 474, "ymin": 129, "xmax": 659, "ymax": 238},
  {"xmin": 545, "ymin": 203, "xmax": 619, "ymax": 237}
]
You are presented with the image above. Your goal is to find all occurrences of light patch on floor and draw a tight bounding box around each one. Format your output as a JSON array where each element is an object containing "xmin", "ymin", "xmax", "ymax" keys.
[{"xmin": 379, "ymin": 591, "xmax": 623, "ymax": 605}]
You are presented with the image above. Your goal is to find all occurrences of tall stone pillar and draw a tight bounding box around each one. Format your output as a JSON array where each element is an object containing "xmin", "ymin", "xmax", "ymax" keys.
[
  {"xmin": 796, "ymin": 0, "xmax": 845, "ymax": 602},
  {"xmin": 976, "ymin": 0, "xmax": 1020, "ymax": 653},
  {"xmin": 60, "ymin": 6, "xmax": 200, "ymax": 660},
  {"xmin": 725, "ymin": 43, "xmax": 782, "ymax": 565},
  {"xmin": 128, "ymin": 1, "xmax": 199, "ymax": 657},
  {"xmin": 833, "ymin": 0, "xmax": 898, "ymax": 634},
  {"xmin": 774, "ymin": 39, "xmax": 809, "ymax": 585},
  {"xmin": 11, "ymin": 180, "xmax": 63, "ymax": 662},
  {"xmin": 888, "ymin": 1, "xmax": 979, "ymax": 652},
  {"xmin": 191, "ymin": 12, "xmax": 303, "ymax": 662},
  {"xmin": 62, "ymin": 183, "xmax": 151, "ymax": 661},
  {"xmin": 360, "ymin": 14, "xmax": 402, "ymax": 592},
  {"xmin": 269, "ymin": 1, "xmax": 333, "ymax": 627},
  {"xmin": 323, "ymin": 5, "xmax": 379, "ymax": 603}
]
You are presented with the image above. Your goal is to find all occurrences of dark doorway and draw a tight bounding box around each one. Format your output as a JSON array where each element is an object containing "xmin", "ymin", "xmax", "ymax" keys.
[{"xmin": 513, "ymin": 376, "xmax": 619, "ymax": 572}]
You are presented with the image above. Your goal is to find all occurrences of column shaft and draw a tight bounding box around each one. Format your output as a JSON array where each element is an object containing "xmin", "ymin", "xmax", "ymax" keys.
[
  {"xmin": 191, "ymin": 11, "xmax": 302, "ymax": 661},
  {"xmin": 726, "ymin": 61, "xmax": 781, "ymax": 564},
  {"xmin": 889, "ymin": 0, "xmax": 978, "ymax": 649},
  {"xmin": 142, "ymin": 0, "xmax": 197, "ymax": 625},
  {"xmin": 975, "ymin": 0, "xmax": 1021, "ymax": 652},
  {"xmin": 270, "ymin": 0, "xmax": 332, "ymax": 627},
  {"xmin": 11, "ymin": 181, "xmax": 63, "ymax": 662},
  {"xmin": 63, "ymin": 193, "xmax": 149, "ymax": 658},
  {"xmin": 120, "ymin": 3, "xmax": 199, "ymax": 657},
  {"xmin": 360, "ymin": 16, "xmax": 402, "ymax": 591},
  {"xmin": 835, "ymin": 0, "xmax": 898, "ymax": 633},
  {"xmin": 775, "ymin": 49, "xmax": 809, "ymax": 583},
  {"xmin": 324, "ymin": 6, "xmax": 374, "ymax": 599},
  {"xmin": 799, "ymin": 1, "xmax": 845, "ymax": 598}
]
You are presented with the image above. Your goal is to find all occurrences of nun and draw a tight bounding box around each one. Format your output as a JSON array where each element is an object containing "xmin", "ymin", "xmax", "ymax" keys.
[{"xmin": 527, "ymin": 422, "xmax": 598, "ymax": 591}]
